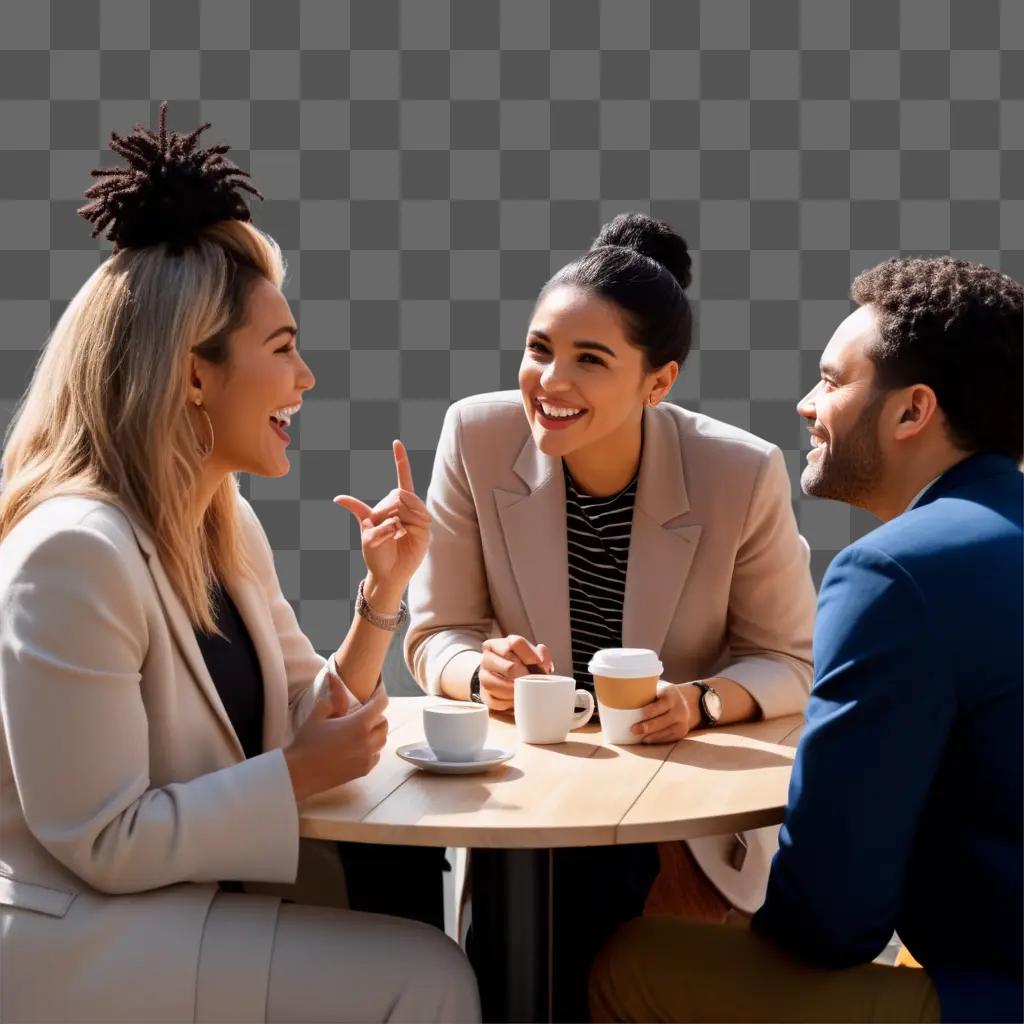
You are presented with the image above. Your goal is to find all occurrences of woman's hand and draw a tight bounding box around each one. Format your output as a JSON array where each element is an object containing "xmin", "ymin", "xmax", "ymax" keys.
[
  {"xmin": 283, "ymin": 676, "xmax": 389, "ymax": 802},
  {"xmin": 632, "ymin": 682, "xmax": 699, "ymax": 744},
  {"xmin": 478, "ymin": 635, "xmax": 554, "ymax": 712},
  {"xmin": 333, "ymin": 440, "xmax": 430, "ymax": 597}
]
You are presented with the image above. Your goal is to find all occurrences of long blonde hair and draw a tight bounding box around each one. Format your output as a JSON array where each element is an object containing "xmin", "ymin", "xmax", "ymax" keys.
[{"xmin": 0, "ymin": 220, "xmax": 285, "ymax": 632}]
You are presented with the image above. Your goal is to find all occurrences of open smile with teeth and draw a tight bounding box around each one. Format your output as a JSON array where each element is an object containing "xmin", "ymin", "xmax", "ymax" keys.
[
  {"xmin": 270, "ymin": 403, "xmax": 301, "ymax": 440},
  {"xmin": 536, "ymin": 399, "xmax": 586, "ymax": 422}
]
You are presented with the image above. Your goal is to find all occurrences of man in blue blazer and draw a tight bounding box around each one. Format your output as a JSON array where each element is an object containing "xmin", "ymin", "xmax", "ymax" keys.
[{"xmin": 589, "ymin": 257, "xmax": 1022, "ymax": 1023}]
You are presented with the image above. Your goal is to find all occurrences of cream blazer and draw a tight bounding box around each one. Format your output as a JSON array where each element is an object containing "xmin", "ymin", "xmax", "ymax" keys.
[
  {"xmin": 405, "ymin": 391, "xmax": 816, "ymax": 911},
  {"xmin": 0, "ymin": 493, "xmax": 344, "ymax": 1023}
]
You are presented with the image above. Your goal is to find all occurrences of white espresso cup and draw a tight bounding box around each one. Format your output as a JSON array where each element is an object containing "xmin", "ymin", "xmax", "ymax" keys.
[
  {"xmin": 423, "ymin": 703, "xmax": 489, "ymax": 762},
  {"xmin": 514, "ymin": 674, "xmax": 595, "ymax": 744},
  {"xmin": 588, "ymin": 648, "xmax": 665, "ymax": 745}
]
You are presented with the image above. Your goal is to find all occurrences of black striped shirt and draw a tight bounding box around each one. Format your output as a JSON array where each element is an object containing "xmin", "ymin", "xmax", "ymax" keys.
[{"xmin": 564, "ymin": 462, "xmax": 638, "ymax": 691}]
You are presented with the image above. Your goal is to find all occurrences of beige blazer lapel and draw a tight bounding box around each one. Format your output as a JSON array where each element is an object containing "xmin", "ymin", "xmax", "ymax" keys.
[
  {"xmin": 494, "ymin": 436, "xmax": 574, "ymax": 676},
  {"xmin": 623, "ymin": 407, "xmax": 703, "ymax": 658},
  {"xmin": 123, "ymin": 512, "xmax": 244, "ymax": 760}
]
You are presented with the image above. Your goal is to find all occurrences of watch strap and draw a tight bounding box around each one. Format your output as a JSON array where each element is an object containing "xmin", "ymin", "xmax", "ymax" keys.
[
  {"xmin": 688, "ymin": 679, "xmax": 720, "ymax": 727},
  {"xmin": 469, "ymin": 664, "xmax": 484, "ymax": 704}
]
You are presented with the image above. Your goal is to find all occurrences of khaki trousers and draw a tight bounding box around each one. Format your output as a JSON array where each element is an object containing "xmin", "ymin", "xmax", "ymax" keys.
[{"xmin": 589, "ymin": 916, "xmax": 941, "ymax": 1023}]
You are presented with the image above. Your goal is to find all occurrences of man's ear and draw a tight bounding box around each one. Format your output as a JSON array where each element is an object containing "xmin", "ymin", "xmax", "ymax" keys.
[{"xmin": 893, "ymin": 385, "xmax": 940, "ymax": 439}]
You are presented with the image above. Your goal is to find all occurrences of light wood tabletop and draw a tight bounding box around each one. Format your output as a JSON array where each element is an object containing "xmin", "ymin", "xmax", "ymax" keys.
[{"xmin": 299, "ymin": 696, "xmax": 803, "ymax": 848}]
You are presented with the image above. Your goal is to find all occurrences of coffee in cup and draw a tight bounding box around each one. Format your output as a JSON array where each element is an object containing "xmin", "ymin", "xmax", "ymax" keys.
[
  {"xmin": 423, "ymin": 703, "xmax": 489, "ymax": 762},
  {"xmin": 588, "ymin": 648, "xmax": 664, "ymax": 745},
  {"xmin": 514, "ymin": 674, "xmax": 595, "ymax": 744}
]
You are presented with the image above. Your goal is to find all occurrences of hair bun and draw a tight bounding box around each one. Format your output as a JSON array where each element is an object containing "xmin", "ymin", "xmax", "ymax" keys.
[
  {"xmin": 78, "ymin": 101, "xmax": 263, "ymax": 253},
  {"xmin": 592, "ymin": 212, "xmax": 692, "ymax": 291}
]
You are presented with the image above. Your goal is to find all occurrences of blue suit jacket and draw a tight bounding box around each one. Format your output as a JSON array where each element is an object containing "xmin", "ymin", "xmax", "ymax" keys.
[{"xmin": 753, "ymin": 453, "xmax": 1023, "ymax": 1023}]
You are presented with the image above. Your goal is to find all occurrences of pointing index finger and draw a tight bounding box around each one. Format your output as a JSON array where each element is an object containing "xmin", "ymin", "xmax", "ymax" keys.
[{"xmin": 393, "ymin": 439, "xmax": 414, "ymax": 493}]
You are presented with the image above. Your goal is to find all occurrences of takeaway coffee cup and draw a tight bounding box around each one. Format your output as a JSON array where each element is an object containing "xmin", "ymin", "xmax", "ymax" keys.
[
  {"xmin": 422, "ymin": 703, "xmax": 489, "ymax": 761},
  {"xmin": 588, "ymin": 648, "xmax": 664, "ymax": 745},
  {"xmin": 514, "ymin": 675, "xmax": 595, "ymax": 744}
]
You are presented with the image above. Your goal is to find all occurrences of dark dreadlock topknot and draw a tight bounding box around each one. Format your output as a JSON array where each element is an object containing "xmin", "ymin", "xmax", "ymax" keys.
[{"xmin": 78, "ymin": 101, "xmax": 263, "ymax": 254}]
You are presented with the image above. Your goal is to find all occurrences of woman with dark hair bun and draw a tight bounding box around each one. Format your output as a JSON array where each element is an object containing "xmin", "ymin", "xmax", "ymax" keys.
[{"xmin": 406, "ymin": 212, "xmax": 817, "ymax": 1019}]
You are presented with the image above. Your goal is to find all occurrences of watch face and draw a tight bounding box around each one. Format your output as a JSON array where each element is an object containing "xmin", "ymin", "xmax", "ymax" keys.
[{"xmin": 703, "ymin": 688, "xmax": 723, "ymax": 722}]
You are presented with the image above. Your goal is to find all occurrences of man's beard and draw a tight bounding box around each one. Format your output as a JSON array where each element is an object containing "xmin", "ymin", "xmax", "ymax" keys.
[{"xmin": 801, "ymin": 393, "xmax": 885, "ymax": 506}]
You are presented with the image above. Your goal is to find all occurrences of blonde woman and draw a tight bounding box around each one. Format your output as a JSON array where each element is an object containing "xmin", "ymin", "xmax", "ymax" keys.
[{"xmin": 0, "ymin": 107, "xmax": 478, "ymax": 1024}]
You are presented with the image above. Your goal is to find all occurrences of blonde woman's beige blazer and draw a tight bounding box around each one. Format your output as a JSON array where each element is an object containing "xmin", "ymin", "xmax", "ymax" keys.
[
  {"xmin": 0, "ymin": 494, "xmax": 343, "ymax": 1023},
  {"xmin": 405, "ymin": 392, "xmax": 817, "ymax": 912}
]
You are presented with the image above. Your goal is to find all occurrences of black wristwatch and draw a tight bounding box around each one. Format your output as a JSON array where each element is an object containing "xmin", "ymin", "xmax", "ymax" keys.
[
  {"xmin": 688, "ymin": 680, "xmax": 723, "ymax": 727},
  {"xmin": 469, "ymin": 664, "xmax": 484, "ymax": 704}
]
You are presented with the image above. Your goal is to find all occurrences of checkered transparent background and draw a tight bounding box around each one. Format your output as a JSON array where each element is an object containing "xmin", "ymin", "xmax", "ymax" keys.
[{"xmin": 1, "ymin": 0, "xmax": 1021, "ymax": 681}]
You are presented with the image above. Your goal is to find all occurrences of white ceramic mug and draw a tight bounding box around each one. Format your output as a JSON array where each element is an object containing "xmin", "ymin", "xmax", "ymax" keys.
[
  {"xmin": 514, "ymin": 674, "xmax": 595, "ymax": 744},
  {"xmin": 423, "ymin": 703, "xmax": 489, "ymax": 761}
]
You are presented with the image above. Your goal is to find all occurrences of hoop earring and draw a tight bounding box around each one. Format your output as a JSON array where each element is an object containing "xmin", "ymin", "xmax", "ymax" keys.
[{"xmin": 191, "ymin": 400, "xmax": 214, "ymax": 459}]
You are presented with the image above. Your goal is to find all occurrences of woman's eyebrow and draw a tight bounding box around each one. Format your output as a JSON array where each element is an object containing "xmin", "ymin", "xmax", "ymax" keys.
[
  {"xmin": 264, "ymin": 325, "xmax": 297, "ymax": 344},
  {"xmin": 574, "ymin": 340, "xmax": 616, "ymax": 358},
  {"xmin": 529, "ymin": 330, "xmax": 617, "ymax": 359}
]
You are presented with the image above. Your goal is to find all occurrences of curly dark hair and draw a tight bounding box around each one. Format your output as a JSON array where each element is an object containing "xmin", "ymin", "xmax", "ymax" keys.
[
  {"xmin": 543, "ymin": 212, "xmax": 693, "ymax": 372},
  {"xmin": 851, "ymin": 257, "xmax": 1023, "ymax": 463},
  {"xmin": 78, "ymin": 101, "xmax": 262, "ymax": 254}
]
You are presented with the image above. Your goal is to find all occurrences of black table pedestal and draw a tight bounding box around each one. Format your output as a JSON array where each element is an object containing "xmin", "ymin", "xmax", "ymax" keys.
[{"xmin": 470, "ymin": 847, "xmax": 553, "ymax": 1023}]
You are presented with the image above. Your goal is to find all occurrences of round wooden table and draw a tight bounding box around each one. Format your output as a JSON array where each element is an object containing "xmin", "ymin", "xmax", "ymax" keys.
[{"xmin": 300, "ymin": 696, "xmax": 803, "ymax": 1022}]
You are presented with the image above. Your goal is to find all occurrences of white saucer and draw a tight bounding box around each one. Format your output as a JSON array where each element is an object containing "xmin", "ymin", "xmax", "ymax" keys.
[{"xmin": 396, "ymin": 743, "xmax": 514, "ymax": 775}]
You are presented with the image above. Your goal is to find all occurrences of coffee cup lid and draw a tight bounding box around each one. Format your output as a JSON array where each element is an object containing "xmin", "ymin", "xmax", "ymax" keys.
[{"xmin": 587, "ymin": 648, "xmax": 663, "ymax": 679}]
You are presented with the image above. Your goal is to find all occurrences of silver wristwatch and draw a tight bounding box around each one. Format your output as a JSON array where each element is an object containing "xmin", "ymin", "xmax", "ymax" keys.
[
  {"xmin": 355, "ymin": 578, "xmax": 409, "ymax": 633},
  {"xmin": 687, "ymin": 679, "xmax": 723, "ymax": 727}
]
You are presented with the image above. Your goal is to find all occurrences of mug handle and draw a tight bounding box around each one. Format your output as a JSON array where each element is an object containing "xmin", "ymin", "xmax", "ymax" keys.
[{"xmin": 570, "ymin": 690, "xmax": 595, "ymax": 729}]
